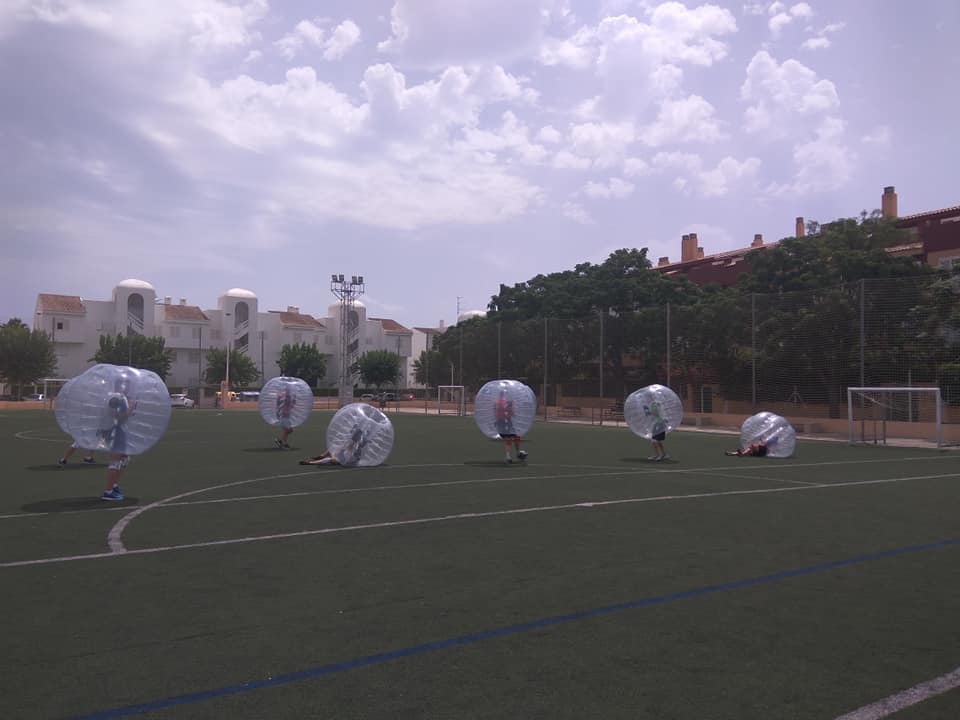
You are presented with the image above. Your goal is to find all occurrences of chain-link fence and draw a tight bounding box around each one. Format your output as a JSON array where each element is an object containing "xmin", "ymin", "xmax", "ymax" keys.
[{"xmin": 438, "ymin": 276, "xmax": 960, "ymax": 438}]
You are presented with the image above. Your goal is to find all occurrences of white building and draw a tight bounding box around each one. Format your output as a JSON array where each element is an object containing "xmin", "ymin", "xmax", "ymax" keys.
[
  {"xmin": 408, "ymin": 323, "xmax": 445, "ymax": 387},
  {"xmin": 33, "ymin": 279, "xmax": 416, "ymax": 390}
]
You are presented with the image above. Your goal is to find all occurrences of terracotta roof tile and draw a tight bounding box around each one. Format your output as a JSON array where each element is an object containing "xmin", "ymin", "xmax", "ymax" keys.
[
  {"xmin": 270, "ymin": 311, "xmax": 324, "ymax": 328},
  {"xmin": 163, "ymin": 305, "xmax": 209, "ymax": 322},
  {"xmin": 896, "ymin": 205, "xmax": 960, "ymax": 224},
  {"xmin": 369, "ymin": 317, "xmax": 412, "ymax": 333},
  {"xmin": 36, "ymin": 294, "xmax": 85, "ymax": 314}
]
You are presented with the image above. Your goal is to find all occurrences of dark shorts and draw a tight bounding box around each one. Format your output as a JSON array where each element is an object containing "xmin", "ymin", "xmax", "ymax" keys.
[
  {"xmin": 110, "ymin": 427, "xmax": 128, "ymax": 454},
  {"xmin": 495, "ymin": 420, "xmax": 515, "ymax": 436},
  {"xmin": 498, "ymin": 433, "xmax": 518, "ymax": 439},
  {"xmin": 652, "ymin": 431, "xmax": 666, "ymax": 442}
]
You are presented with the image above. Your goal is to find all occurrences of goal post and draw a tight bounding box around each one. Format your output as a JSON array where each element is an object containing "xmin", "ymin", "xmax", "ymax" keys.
[
  {"xmin": 437, "ymin": 385, "xmax": 466, "ymax": 416},
  {"xmin": 847, "ymin": 387, "xmax": 942, "ymax": 448}
]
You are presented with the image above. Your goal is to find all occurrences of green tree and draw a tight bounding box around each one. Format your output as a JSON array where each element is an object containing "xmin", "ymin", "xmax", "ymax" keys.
[
  {"xmin": 733, "ymin": 215, "xmax": 938, "ymax": 413},
  {"xmin": 278, "ymin": 343, "xmax": 327, "ymax": 387},
  {"xmin": 0, "ymin": 318, "xmax": 57, "ymax": 398},
  {"xmin": 357, "ymin": 349, "xmax": 401, "ymax": 389},
  {"xmin": 413, "ymin": 349, "xmax": 445, "ymax": 386},
  {"xmin": 204, "ymin": 348, "xmax": 260, "ymax": 388},
  {"xmin": 738, "ymin": 215, "xmax": 930, "ymax": 295},
  {"xmin": 91, "ymin": 334, "xmax": 173, "ymax": 379}
]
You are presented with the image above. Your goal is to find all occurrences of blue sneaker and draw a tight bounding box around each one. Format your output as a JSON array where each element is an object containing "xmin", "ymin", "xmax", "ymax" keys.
[{"xmin": 101, "ymin": 486, "xmax": 124, "ymax": 502}]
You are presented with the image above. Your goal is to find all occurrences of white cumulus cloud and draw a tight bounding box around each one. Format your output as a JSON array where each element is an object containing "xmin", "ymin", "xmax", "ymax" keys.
[{"xmin": 582, "ymin": 177, "xmax": 635, "ymax": 199}]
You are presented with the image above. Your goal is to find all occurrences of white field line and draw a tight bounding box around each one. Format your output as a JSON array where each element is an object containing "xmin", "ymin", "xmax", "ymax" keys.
[
  {"xmin": 14, "ymin": 430, "xmax": 67, "ymax": 444},
  {"xmin": 0, "ymin": 455, "xmax": 952, "ymax": 524},
  {"xmin": 834, "ymin": 665, "xmax": 960, "ymax": 719},
  {"xmin": 103, "ymin": 454, "xmax": 960, "ymax": 553},
  {"xmin": 1, "ymin": 470, "xmax": 958, "ymax": 569},
  {"xmin": 689, "ymin": 470, "xmax": 820, "ymax": 486}
]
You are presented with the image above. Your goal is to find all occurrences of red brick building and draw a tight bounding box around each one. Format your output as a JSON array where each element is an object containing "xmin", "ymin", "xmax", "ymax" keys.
[{"xmin": 653, "ymin": 186, "xmax": 960, "ymax": 287}]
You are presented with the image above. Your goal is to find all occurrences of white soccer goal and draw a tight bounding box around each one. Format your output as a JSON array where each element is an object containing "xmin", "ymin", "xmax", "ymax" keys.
[
  {"xmin": 847, "ymin": 387, "xmax": 943, "ymax": 448},
  {"xmin": 437, "ymin": 385, "xmax": 466, "ymax": 416}
]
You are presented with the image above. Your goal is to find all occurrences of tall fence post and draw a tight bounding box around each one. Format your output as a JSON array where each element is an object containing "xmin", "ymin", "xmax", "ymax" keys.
[
  {"xmin": 859, "ymin": 279, "xmax": 866, "ymax": 388},
  {"xmin": 751, "ymin": 293, "xmax": 757, "ymax": 409},
  {"xmin": 666, "ymin": 302, "xmax": 671, "ymax": 389},
  {"xmin": 497, "ymin": 321, "xmax": 501, "ymax": 379},
  {"xmin": 599, "ymin": 308, "xmax": 604, "ymax": 424},
  {"xmin": 543, "ymin": 317, "xmax": 548, "ymax": 420}
]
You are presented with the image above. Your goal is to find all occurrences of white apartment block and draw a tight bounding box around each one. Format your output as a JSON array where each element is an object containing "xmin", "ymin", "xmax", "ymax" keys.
[{"xmin": 33, "ymin": 279, "xmax": 417, "ymax": 389}]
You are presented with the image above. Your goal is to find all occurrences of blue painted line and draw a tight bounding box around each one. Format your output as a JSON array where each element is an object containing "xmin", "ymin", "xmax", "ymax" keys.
[{"xmin": 70, "ymin": 538, "xmax": 959, "ymax": 719}]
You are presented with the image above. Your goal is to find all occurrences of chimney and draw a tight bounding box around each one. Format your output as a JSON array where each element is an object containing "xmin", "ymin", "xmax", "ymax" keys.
[
  {"xmin": 882, "ymin": 185, "xmax": 898, "ymax": 219},
  {"xmin": 752, "ymin": 233, "xmax": 763, "ymax": 248},
  {"xmin": 164, "ymin": 296, "xmax": 171, "ymax": 304},
  {"xmin": 179, "ymin": 298, "xmax": 187, "ymax": 306},
  {"xmin": 795, "ymin": 216, "xmax": 805, "ymax": 238},
  {"xmin": 681, "ymin": 233, "xmax": 698, "ymax": 262},
  {"xmin": 658, "ymin": 256, "xmax": 670, "ymax": 267},
  {"xmin": 697, "ymin": 247, "xmax": 704, "ymax": 259},
  {"xmin": 439, "ymin": 319, "xmax": 445, "ymax": 330}
]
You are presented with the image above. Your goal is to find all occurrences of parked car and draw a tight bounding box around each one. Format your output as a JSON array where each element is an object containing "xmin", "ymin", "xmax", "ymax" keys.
[
  {"xmin": 400, "ymin": 393, "xmax": 415, "ymax": 400},
  {"xmin": 360, "ymin": 393, "xmax": 375, "ymax": 401},
  {"xmin": 25, "ymin": 393, "xmax": 45, "ymax": 401},
  {"xmin": 238, "ymin": 391, "xmax": 260, "ymax": 402},
  {"xmin": 375, "ymin": 392, "xmax": 396, "ymax": 401},
  {"xmin": 170, "ymin": 393, "xmax": 195, "ymax": 408}
]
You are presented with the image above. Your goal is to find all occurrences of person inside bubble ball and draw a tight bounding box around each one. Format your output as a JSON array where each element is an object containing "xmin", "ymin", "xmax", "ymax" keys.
[
  {"xmin": 58, "ymin": 441, "xmax": 96, "ymax": 466},
  {"xmin": 495, "ymin": 389, "xmax": 527, "ymax": 463},
  {"xmin": 99, "ymin": 375, "xmax": 135, "ymax": 501},
  {"xmin": 645, "ymin": 400, "xmax": 669, "ymax": 462},
  {"xmin": 725, "ymin": 441, "xmax": 768, "ymax": 457},
  {"xmin": 300, "ymin": 424, "xmax": 367, "ymax": 467},
  {"xmin": 273, "ymin": 387, "xmax": 297, "ymax": 449}
]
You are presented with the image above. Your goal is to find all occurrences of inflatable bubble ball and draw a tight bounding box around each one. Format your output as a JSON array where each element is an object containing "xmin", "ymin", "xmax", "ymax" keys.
[
  {"xmin": 624, "ymin": 384, "xmax": 684, "ymax": 440},
  {"xmin": 54, "ymin": 376, "xmax": 80, "ymax": 437},
  {"xmin": 67, "ymin": 364, "xmax": 172, "ymax": 455},
  {"xmin": 259, "ymin": 376, "xmax": 315, "ymax": 428},
  {"xmin": 326, "ymin": 402, "xmax": 394, "ymax": 467},
  {"xmin": 473, "ymin": 379, "xmax": 538, "ymax": 440},
  {"xmin": 740, "ymin": 411, "xmax": 796, "ymax": 458}
]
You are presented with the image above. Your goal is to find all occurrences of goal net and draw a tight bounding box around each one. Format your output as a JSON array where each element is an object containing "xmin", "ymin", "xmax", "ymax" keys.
[
  {"xmin": 847, "ymin": 387, "xmax": 943, "ymax": 448},
  {"xmin": 437, "ymin": 385, "xmax": 466, "ymax": 416}
]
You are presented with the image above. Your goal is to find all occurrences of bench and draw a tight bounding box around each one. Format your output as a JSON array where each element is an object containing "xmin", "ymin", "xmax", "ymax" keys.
[{"xmin": 559, "ymin": 406, "xmax": 583, "ymax": 418}]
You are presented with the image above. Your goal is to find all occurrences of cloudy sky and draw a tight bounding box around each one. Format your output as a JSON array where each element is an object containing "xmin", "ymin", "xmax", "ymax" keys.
[{"xmin": 2, "ymin": 0, "xmax": 958, "ymax": 330}]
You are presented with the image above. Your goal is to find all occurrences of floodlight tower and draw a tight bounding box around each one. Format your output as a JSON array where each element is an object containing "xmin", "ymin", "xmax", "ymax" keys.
[{"xmin": 331, "ymin": 273, "xmax": 365, "ymax": 407}]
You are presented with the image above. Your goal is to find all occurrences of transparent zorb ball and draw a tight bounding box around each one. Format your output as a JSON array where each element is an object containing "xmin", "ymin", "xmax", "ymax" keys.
[
  {"xmin": 474, "ymin": 379, "xmax": 537, "ymax": 440},
  {"xmin": 326, "ymin": 402, "xmax": 394, "ymax": 467},
  {"xmin": 740, "ymin": 412, "xmax": 796, "ymax": 458},
  {"xmin": 624, "ymin": 384, "xmax": 683, "ymax": 440}
]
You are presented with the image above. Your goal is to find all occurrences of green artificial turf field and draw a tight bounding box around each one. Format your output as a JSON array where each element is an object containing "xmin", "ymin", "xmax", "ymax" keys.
[{"xmin": 1, "ymin": 408, "xmax": 958, "ymax": 719}]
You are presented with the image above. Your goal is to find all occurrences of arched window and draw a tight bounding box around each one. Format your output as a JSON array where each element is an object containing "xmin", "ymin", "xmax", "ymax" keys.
[
  {"xmin": 234, "ymin": 302, "xmax": 249, "ymax": 328},
  {"xmin": 127, "ymin": 293, "xmax": 144, "ymax": 334},
  {"xmin": 127, "ymin": 293, "xmax": 144, "ymax": 321}
]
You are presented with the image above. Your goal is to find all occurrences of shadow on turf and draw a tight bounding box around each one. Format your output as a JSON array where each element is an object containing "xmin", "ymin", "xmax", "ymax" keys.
[
  {"xmin": 463, "ymin": 460, "xmax": 530, "ymax": 467},
  {"xmin": 22, "ymin": 497, "xmax": 139, "ymax": 513},
  {"xmin": 241, "ymin": 447, "xmax": 300, "ymax": 453},
  {"xmin": 27, "ymin": 464, "xmax": 105, "ymax": 472}
]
